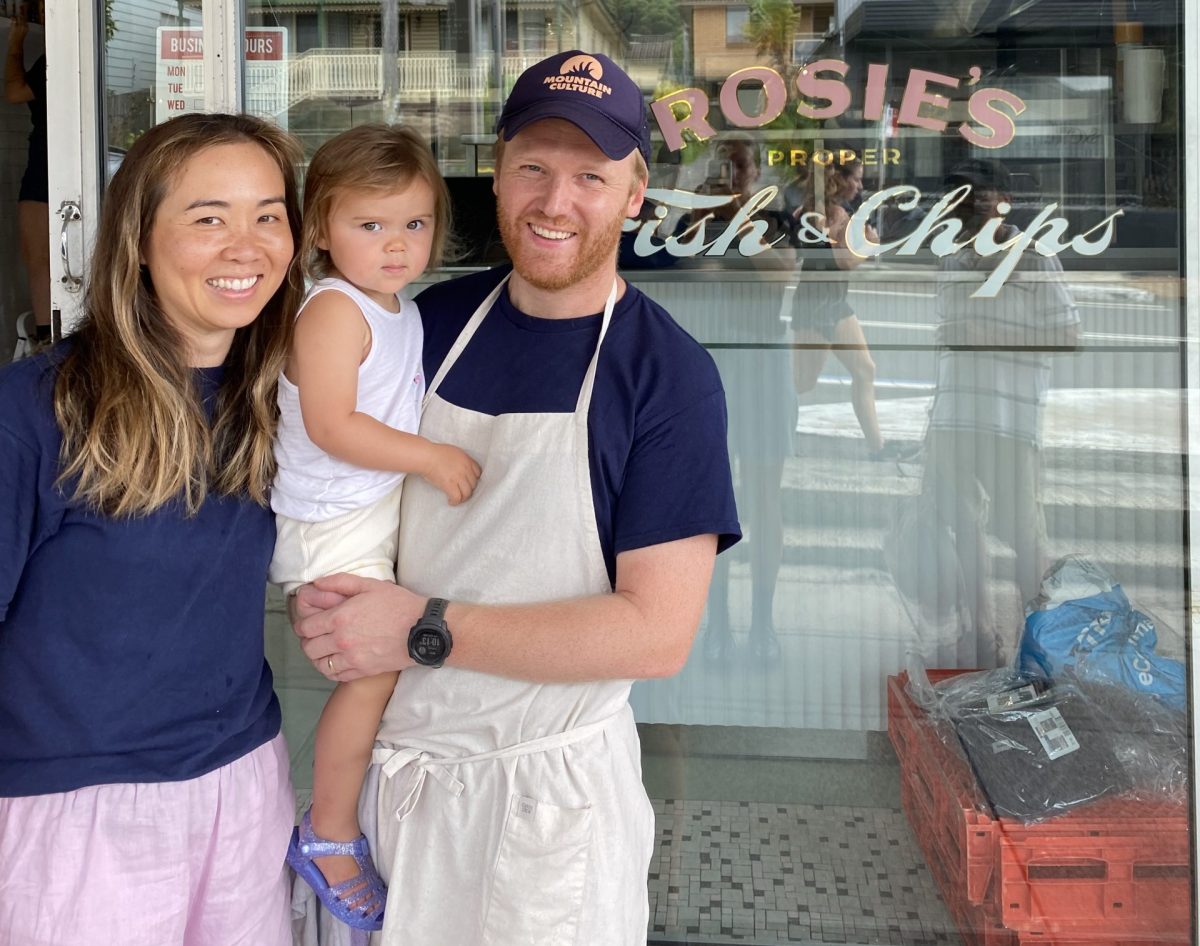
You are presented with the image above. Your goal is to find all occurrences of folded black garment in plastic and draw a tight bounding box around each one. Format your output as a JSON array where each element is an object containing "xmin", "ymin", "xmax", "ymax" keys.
[
  {"xmin": 1074, "ymin": 679, "xmax": 1188, "ymax": 803},
  {"xmin": 949, "ymin": 679, "xmax": 1133, "ymax": 822}
]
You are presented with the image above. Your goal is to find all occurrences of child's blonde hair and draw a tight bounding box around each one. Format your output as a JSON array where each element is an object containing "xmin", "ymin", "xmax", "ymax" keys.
[{"xmin": 301, "ymin": 124, "xmax": 453, "ymax": 280}]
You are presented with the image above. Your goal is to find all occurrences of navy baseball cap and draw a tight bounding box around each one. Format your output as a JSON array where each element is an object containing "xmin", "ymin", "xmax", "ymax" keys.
[{"xmin": 496, "ymin": 50, "xmax": 652, "ymax": 165}]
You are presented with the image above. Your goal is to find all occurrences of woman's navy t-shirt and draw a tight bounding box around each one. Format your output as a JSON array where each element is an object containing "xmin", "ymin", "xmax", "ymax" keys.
[{"xmin": 0, "ymin": 350, "xmax": 281, "ymax": 796}]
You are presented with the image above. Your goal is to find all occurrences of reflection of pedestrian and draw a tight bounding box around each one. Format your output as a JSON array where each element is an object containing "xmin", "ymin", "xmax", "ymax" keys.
[
  {"xmin": 691, "ymin": 135, "xmax": 790, "ymax": 661},
  {"xmin": 923, "ymin": 159, "xmax": 1079, "ymax": 661},
  {"xmin": 4, "ymin": 2, "xmax": 49, "ymax": 348},
  {"xmin": 789, "ymin": 160, "xmax": 897, "ymax": 458}
]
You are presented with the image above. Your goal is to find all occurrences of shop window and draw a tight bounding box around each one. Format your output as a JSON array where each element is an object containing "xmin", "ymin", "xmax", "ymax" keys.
[
  {"xmin": 522, "ymin": 17, "xmax": 547, "ymax": 54},
  {"xmin": 224, "ymin": 1, "xmax": 1198, "ymax": 943},
  {"xmin": 294, "ymin": 13, "xmax": 317, "ymax": 52},
  {"xmin": 504, "ymin": 9, "xmax": 518, "ymax": 52}
]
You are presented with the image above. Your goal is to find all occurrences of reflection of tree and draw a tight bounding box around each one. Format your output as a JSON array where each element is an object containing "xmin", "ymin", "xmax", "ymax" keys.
[
  {"xmin": 745, "ymin": 0, "xmax": 797, "ymax": 75},
  {"xmin": 610, "ymin": 0, "xmax": 682, "ymax": 36},
  {"xmin": 741, "ymin": 0, "xmax": 819, "ymax": 141}
]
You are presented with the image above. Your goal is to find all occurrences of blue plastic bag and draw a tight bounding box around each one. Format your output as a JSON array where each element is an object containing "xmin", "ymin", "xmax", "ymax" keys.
[{"xmin": 1018, "ymin": 558, "xmax": 1186, "ymax": 710}]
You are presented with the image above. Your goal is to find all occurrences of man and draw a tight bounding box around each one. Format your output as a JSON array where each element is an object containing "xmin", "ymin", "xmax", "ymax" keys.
[
  {"xmin": 293, "ymin": 50, "xmax": 740, "ymax": 944},
  {"xmin": 922, "ymin": 158, "xmax": 1078, "ymax": 665}
]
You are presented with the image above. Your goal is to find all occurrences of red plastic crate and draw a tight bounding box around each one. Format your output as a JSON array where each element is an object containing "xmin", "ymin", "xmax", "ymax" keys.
[
  {"xmin": 1016, "ymin": 932, "xmax": 1187, "ymax": 946},
  {"xmin": 888, "ymin": 670, "xmax": 1193, "ymax": 943},
  {"xmin": 888, "ymin": 670, "xmax": 998, "ymax": 906},
  {"xmin": 899, "ymin": 762, "xmax": 1015, "ymax": 946},
  {"xmin": 996, "ymin": 797, "xmax": 1189, "ymax": 936}
]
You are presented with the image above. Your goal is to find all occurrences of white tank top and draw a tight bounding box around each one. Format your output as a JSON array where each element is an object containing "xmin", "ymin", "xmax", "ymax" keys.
[{"xmin": 271, "ymin": 277, "xmax": 425, "ymax": 522}]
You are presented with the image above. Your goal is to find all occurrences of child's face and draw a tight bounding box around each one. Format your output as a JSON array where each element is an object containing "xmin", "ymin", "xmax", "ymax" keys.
[{"xmin": 319, "ymin": 178, "xmax": 437, "ymax": 310}]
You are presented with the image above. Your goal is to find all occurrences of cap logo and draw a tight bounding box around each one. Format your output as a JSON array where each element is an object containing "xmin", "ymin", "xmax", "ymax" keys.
[
  {"xmin": 544, "ymin": 54, "xmax": 612, "ymax": 99},
  {"xmin": 561, "ymin": 55, "xmax": 602, "ymax": 80}
]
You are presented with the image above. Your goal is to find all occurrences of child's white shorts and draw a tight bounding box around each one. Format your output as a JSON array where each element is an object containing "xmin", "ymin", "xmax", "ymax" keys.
[{"xmin": 269, "ymin": 482, "xmax": 403, "ymax": 596}]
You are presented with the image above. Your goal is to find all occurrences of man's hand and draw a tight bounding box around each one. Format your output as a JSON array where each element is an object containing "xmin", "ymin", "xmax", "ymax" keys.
[
  {"xmin": 419, "ymin": 443, "xmax": 482, "ymax": 506},
  {"xmin": 291, "ymin": 574, "xmax": 425, "ymax": 682}
]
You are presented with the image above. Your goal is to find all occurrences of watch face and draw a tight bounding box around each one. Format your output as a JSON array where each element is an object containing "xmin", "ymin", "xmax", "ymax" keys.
[{"xmin": 413, "ymin": 628, "xmax": 445, "ymax": 662}]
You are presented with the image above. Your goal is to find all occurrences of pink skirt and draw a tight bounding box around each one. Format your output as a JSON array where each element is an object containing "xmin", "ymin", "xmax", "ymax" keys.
[{"xmin": 0, "ymin": 733, "xmax": 294, "ymax": 946}]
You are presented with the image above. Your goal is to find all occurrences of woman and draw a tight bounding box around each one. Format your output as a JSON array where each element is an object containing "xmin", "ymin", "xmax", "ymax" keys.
[
  {"xmin": 688, "ymin": 135, "xmax": 792, "ymax": 661},
  {"xmin": 0, "ymin": 112, "xmax": 304, "ymax": 945},
  {"xmin": 789, "ymin": 158, "xmax": 894, "ymax": 459}
]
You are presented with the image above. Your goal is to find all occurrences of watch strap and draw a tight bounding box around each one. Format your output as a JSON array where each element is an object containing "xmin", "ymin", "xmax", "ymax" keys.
[
  {"xmin": 409, "ymin": 597, "xmax": 452, "ymax": 668},
  {"xmin": 425, "ymin": 597, "xmax": 448, "ymax": 624}
]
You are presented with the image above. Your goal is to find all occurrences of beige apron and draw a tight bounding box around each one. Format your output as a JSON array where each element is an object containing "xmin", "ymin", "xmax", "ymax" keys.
[{"xmin": 369, "ymin": 275, "xmax": 654, "ymax": 945}]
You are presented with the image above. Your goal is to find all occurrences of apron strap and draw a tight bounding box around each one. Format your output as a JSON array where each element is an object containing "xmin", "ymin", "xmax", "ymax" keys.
[
  {"xmin": 370, "ymin": 745, "xmax": 466, "ymax": 823},
  {"xmin": 422, "ymin": 273, "xmax": 512, "ymax": 408},
  {"xmin": 423, "ymin": 272, "xmax": 620, "ymax": 419},
  {"xmin": 371, "ymin": 708, "xmax": 626, "ymax": 823},
  {"xmin": 574, "ymin": 279, "xmax": 619, "ymax": 417}
]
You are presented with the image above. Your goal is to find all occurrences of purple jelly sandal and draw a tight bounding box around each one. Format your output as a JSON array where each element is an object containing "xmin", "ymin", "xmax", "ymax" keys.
[{"xmin": 287, "ymin": 808, "xmax": 387, "ymax": 933}]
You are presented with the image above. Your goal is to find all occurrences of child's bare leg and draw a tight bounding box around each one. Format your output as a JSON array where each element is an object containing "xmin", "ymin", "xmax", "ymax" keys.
[{"xmin": 309, "ymin": 671, "xmax": 398, "ymax": 890}]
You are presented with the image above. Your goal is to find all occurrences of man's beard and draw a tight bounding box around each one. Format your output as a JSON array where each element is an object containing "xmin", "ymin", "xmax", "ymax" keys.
[{"xmin": 497, "ymin": 193, "xmax": 626, "ymax": 292}]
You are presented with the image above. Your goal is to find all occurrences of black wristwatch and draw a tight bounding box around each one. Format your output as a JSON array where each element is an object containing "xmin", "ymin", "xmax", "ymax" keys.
[{"xmin": 408, "ymin": 597, "xmax": 452, "ymax": 668}]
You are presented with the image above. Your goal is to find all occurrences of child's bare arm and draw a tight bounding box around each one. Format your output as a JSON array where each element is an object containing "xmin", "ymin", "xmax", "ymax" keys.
[{"xmin": 290, "ymin": 291, "xmax": 481, "ymax": 505}]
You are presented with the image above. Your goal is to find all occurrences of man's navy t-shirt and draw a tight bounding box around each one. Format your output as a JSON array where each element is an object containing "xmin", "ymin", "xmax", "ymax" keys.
[{"xmin": 415, "ymin": 267, "xmax": 741, "ymax": 584}]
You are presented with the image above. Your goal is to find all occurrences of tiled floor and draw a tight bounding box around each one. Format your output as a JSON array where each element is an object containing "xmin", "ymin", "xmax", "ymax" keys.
[{"xmin": 647, "ymin": 800, "xmax": 957, "ymax": 946}]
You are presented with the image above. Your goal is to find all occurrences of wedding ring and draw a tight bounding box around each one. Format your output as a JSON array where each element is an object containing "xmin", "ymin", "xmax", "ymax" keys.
[{"xmin": 327, "ymin": 656, "xmax": 334, "ymax": 673}]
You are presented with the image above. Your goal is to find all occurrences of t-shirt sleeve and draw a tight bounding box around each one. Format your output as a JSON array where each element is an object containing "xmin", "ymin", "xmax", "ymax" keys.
[
  {"xmin": 612, "ymin": 388, "xmax": 741, "ymax": 558},
  {"xmin": 0, "ymin": 422, "xmax": 39, "ymax": 622}
]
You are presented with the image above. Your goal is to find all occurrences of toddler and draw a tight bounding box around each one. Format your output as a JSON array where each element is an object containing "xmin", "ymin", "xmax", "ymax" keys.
[{"xmin": 270, "ymin": 124, "xmax": 480, "ymax": 932}]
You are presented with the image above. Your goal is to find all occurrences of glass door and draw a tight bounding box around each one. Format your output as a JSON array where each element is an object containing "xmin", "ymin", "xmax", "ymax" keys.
[
  {"xmin": 0, "ymin": 0, "xmax": 88, "ymax": 352},
  {"xmin": 42, "ymin": 0, "xmax": 243, "ymax": 336}
]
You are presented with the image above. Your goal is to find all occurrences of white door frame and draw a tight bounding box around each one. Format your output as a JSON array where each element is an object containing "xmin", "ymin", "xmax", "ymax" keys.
[
  {"xmin": 1185, "ymin": 0, "xmax": 1200, "ymax": 931},
  {"xmin": 45, "ymin": 0, "xmax": 100, "ymax": 334},
  {"xmin": 204, "ymin": 0, "xmax": 242, "ymax": 111},
  {"xmin": 45, "ymin": 0, "xmax": 243, "ymax": 334}
]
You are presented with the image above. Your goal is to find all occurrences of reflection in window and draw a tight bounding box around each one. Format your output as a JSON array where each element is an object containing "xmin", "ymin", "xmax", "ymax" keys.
[
  {"xmin": 222, "ymin": 1, "xmax": 1198, "ymax": 944},
  {"xmin": 505, "ymin": 9, "xmax": 517, "ymax": 52},
  {"xmin": 726, "ymin": 6, "xmax": 750, "ymax": 44}
]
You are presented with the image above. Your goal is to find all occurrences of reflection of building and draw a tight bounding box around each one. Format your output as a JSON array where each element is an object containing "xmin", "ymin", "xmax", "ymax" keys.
[
  {"xmin": 625, "ymin": 32, "xmax": 678, "ymax": 91},
  {"xmin": 105, "ymin": 0, "xmax": 632, "ymax": 159},
  {"xmin": 679, "ymin": 0, "xmax": 833, "ymax": 82},
  {"xmin": 835, "ymin": 0, "xmax": 1180, "ymax": 254},
  {"xmin": 257, "ymin": 0, "xmax": 625, "ymax": 106}
]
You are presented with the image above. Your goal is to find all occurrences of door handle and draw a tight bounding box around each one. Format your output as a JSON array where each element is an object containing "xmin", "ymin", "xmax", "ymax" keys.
[{"xmin": 58, "ymin": 200, "xmax": 83, "ymax": 293}]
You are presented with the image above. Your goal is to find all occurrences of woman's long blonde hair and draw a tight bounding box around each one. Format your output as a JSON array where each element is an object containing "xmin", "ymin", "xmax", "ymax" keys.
[{"xmin": 53, "ymin": 113, "xmax": 305, "ymax": 517}]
